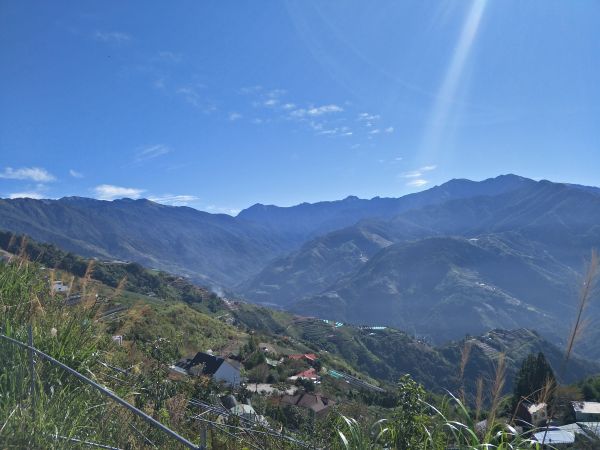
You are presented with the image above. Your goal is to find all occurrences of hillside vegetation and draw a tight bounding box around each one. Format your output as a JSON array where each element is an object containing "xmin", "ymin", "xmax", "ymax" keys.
[
  {"xmin": 3, "ymin": 176, "xmax": 599, "ymax": 357},
  {"xmin": 2, "ymin": 234, "xmax": 600, "ymax": 448}
]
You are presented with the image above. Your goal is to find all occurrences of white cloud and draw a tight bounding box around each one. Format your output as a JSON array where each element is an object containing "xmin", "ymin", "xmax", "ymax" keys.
[
  {"xmin": 205, "ymin": 205, "xmax": 240, "ymax": 216},
  {"xmin": 176, "ymin": 86, "xmax": 215, "ymax": 112},
  {"xmin": 395, "ymin": 157, "xmax": 403, "ymax": 161},
  {"xmin": 69, "ymin": 169, "xmax": 84, "ymax": 178},
  {"xmin": 400, "ymin": 170, "xmax": 422, "ymax": 178},
  {"xmin": 307, "ymin": 104, "xmax": 343, "ymax": 116},
  {"xmin": 369, "ymin": 129, "xmax": 381, "ymax": 135},
  {"xmin": 266, "ymin": 89, "xmax": 286, "ymax": 98},
  {"xmin": 358, "ymin": 112, "xmax": 380, "ymax": 121},
  {"xmin": 290, "ymin": 108, "xmax": 308, "ymax": 117},
  {"xmin": 264, "ymin": 99, "xmax": 278, "ymax": 107},
  {"xmin": 177, "ymin": 87, "xmax": 202, "ymax": 107},
  {"xmin": 318, "ymin": 126, "xmax": 353, "ymax": 137},
  {"xmin": 406, "ymin": 179, "xmax": 429, "ymax": 187},
  {"xmin": 384, "ymin": 127, "xmax": 394, "ymax": 133},
  {"xmin": 239, "ymin": 85, "xmax": 263, "ymax": 95},
  {"xmin": 282, "ymin": 103, "xmax": 296, "ymax": 110},
  {"xmin": 291, "ymin": 104, "xmax": 343, "ymax": 118},
  {"xmin": 94, "ymin": 31, "xmax": 131, "ymax": 44},
  {"xmin": 8, "ymin": 191, "xmax": 44, "ymax": 199},
  {"xmin": 149, "ymin": 194, "xmax": 199, "ymax": 206},
  {"xmin": 229, "ymin": 112, "xmax": 242, "ymax": 121},
  {"xmin": 152, "ymin": 78, "xmax": 166, "ymax": 90},
  {"xmin": 0, "ymin": 167, "xmax": 56, "ymax": 182},
  {"xmin": 156, "ymin": 51, "xmax": 182, "ymax": 63},
  {"xmin": 400, "ymin": 165, "xmax": 436, "ymax": 179},
  {"xmin": 94, "ymin": 184, "xmax": 145, "ymax": 200},
  {"xmin": 135, "ymin": 144, "xmax": 171, "ymax": 162}
]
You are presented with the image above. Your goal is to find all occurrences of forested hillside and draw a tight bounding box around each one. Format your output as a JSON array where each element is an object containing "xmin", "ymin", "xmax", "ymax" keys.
[{"xmin": 2, "ymin": 175, "xmax": 600, "ymax": 359}]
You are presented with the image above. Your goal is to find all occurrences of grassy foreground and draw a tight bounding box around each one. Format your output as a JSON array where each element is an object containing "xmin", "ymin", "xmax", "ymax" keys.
[{"xmin": 2, "ymin": 250, "xmax": 598, "ymax": 448}]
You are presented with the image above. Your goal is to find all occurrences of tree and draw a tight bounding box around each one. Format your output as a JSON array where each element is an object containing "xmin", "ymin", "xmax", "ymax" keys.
[
  {"xmin": 389, "ymin": 374, "xmax": 430, "ymax": 449},
  {"xmin": 248, "ymin": 363, "xmax": 269, "ymax": 383},
  {"xmin": 512, "ymin": 352, "xmax": 556, "ymax": 410}
]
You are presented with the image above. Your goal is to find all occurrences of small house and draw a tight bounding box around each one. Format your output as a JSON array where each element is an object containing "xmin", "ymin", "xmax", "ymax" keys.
[
  {"xmin": 265, "ymin": 357, "xmax": 281, "ymax": 367},
  {"xmin": 174, "ymin": 352, "xmax": 241, "ymax": 387},
  {"xmin": 289, "ymin": 368, "xmax": 319, "ymax": 381},
  {"xmin": 230, "ymin": 404, "xmax": 269, "ymax": 426},
  {"xmin": 572, "ymin": 401, "xmax": 600, "ymax": 422},
  {"xmin": 280, "ymin": 392, "xmax": 335, "ymax": 417},
  {"xmin": 533, "ymin": 428, "xmax": 575, "ymax": 445},
  {"xmin": 52, "ymin": 280, "xmax": 69, "ymax": 293},
  {"xmin": 515, "ymin": 402, "xmax": 548, "ymax": 427},
  {"xmin": 288, "ymin": 353, "xmax": 318, "ymax": 364},
  {"xmin": 528, "ymin": 403, "xmax": 548, "ymax": 426}
]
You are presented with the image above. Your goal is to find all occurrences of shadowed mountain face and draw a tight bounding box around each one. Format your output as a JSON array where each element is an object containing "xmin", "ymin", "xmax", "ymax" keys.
[
  {"xmin": 290, "ymin": 236, "xmax": 580, "ymax": 343},
  {"xmin": 241, "ymin": 180, "xmax": 600, "ymax": 305},
  {"xmin": 0, "ymin": 174, "xmax": 534, "ymax": 289},
  {"xmin": 238, "ymin": 175, "xmax": 539, "ymax": 304},
  {"xmin": 242, "ymin": 180, "xmax": 600, "ymax": 355},
  {"xmin": 237, "ymin": 174, "xmax": 535, "ymax": 241},
  {"xmin": 0, "ymin": 197, "xmax": 290, "ymax": 287},
  {"xmin": 1, "ymin": 175, "xmax": 599, "ymax": 356}
]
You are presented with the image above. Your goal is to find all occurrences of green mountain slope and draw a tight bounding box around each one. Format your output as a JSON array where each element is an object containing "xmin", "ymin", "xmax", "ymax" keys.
[
  {"xmin": 3, "ymin": 230, "xmax": 598, "ymax": 398},
  {"xmin": 0, "ymin": 174, "xmax": 538, "ymax": 291},
  {"xmin": 291, "ymin": 235, "xmax": 597, "ymax": 349},
  {"xmin": 0, "ymin": 197, "xmax": 289, "ymax": 287},
  {"xmin": 242, "ymin": 179, "xmax": 600, "ymax": 309}
]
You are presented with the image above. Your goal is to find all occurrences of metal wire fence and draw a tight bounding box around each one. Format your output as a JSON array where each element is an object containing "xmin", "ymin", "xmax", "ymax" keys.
[
  {"xmin": 0, "ymin": 328, "xmax": 316, "ymax": 449},
  {"xmin": 0, "ymin": 326, "xmax": 203, "ymax": 450}
]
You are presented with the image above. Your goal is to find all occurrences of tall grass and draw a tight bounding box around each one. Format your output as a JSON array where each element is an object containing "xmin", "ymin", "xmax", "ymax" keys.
[
  {"xmin": 564, "ymin": 249, "xmax": 598, "ymax": 367},
  {"xmin": 0, "ymin": 259, "xmax": 192, "ymax": 448},
  {"xmin": 332, "ymin": 249, "xmax": 600, "ymax": 450},
  {"xmin": 332, "ymin": 394, "xmax": 542, "ymax": 450},
  {"xmin": 537, "ymin": 249, "xmax": 600, "ymax": 446}
]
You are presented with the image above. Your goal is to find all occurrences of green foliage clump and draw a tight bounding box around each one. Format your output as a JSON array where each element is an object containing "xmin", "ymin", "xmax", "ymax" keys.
[
  {"xmin": 0, "ymin": 259, "xmax": 195, "ymax": 449},
  {"xmin": 512, "ymin": 352, "xmax": 556, "ymax": 409},
  {"xmin": 0, "ymin": 230, "xmax": 218, "ymax": 307},
  {"xmin": 577, "ymin": 375, "xmax": 600, "ymax": 401}
]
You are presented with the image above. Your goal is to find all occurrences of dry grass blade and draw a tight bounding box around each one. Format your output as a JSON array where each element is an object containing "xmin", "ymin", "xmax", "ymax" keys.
[
  {"xmin": 459, "ymin": 341, "xmax": 472, "ymax": 380},
  {"xmin": 49, "ymin": 270, "xmax": 56, "ymax": 298},
  {"xmin": 538, "ymin": 376, "xmax": 556, "ymax": 405},
  {"xmin": 81, "ymin": 259, "xmax": 96, "ymax": 297},
  {"xmin": 475, "ymin": 376, "xmax": 484, "ymax": 423},
  {"xmin": 7, "ymin": 233, "xmax": 16, "ymax": 253},
  {"xmin": 564, "ymin": 249, "xmax": 599, "ymax": 366},
  {"xmin": 459, "ymin": 340, "xmax": 472, "ymax": 403},
  {"xmin": 110, "ymin": 276, "xmax": 127, "ymax": 302},
  {"xmin": 18, "ymin": 235, "xmax": 28, "ymax": 259},
  {"xmin": 488, "ymin": 352, "xmax": 506, "ymax": 425}
]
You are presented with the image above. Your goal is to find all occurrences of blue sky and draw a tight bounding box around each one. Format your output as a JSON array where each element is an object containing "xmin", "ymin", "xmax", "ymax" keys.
[{"xmin": 1, "ymin": 1, "xmax": 599, "ymax": 214}]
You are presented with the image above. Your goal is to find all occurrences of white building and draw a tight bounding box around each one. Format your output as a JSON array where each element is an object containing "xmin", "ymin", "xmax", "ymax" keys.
[
  {"xmin": 174, "ymin": 352, "xmax": 241, "ymax": 387},
  {"xmin": 52, "ymin": 280, "xmax": 69, "ymax": 293},
  {"xmin": 572, "ymin": 401, "xmax": 600, "ymax": 422}
]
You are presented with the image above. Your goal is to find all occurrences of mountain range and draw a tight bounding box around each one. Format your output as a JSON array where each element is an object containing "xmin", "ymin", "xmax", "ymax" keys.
[{"xmin": 1, "ymin": 174, "xmax": 599, "ymax": 359}]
